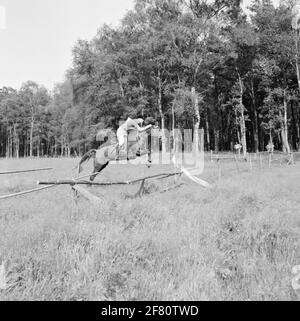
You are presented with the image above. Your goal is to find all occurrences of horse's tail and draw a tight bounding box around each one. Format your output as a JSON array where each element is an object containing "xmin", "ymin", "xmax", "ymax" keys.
[{"xmin": 78, "ymin": 149, "xmax": 97, "ymax": 173}]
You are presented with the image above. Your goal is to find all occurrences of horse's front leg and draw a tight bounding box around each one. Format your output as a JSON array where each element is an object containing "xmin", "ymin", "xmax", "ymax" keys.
[
  {"xmin": 126, "ymin": 142, "xmax": 137, "ymax": 160},
  {"xmin": 145, "ymin": 151, "xmax": 152, "ymax": 168},
  {"xmin": 90, "ymin": 160, "xmax": 109, "ymax": 181},
  {"xmin": 146, "ymin": 134, "xmax": 152, "ymax": 167}
]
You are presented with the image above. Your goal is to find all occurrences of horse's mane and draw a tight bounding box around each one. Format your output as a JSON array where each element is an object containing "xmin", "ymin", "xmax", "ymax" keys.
[
  {"xmin": 99, "ymin": 140, "xmax": 113, "ymax": 150},
  {"xmin": 144, "ymin": 117, "xmax": 156, "ymax": 126}
]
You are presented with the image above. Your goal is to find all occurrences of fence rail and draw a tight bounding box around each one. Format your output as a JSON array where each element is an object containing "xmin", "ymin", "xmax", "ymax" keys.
[{"xmin": 0, "ymin": 167, "xmax": 53, "ymax": 175}]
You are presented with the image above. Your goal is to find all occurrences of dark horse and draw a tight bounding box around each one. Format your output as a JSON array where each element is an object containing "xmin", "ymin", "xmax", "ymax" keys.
[{"xmin": 78, "ymin": 118, "xmax": 157, "ymax": 181}]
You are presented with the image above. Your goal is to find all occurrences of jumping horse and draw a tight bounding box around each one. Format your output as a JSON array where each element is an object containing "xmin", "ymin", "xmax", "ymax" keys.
[{"xmin": 78, "ymin": 118, "xmax": 156, "ymax": 181}]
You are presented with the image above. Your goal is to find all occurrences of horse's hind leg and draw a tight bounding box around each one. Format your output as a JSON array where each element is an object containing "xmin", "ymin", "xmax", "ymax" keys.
[{"xmin": 90, "ymin": 161, "xmax": 109, "ymax": 181}]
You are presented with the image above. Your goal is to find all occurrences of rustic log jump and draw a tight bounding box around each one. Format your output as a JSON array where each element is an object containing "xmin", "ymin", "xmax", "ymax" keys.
[
  {"xmin": 37, "ymin": 172, "xmax": 182, "ymax": 187},
  {"xmin": 72, "ymin": 185, "xmax": 103, "ymax": 205},
  {"xmin": 38, "ymin": 180, "xmax": 129, "ymax": 186},
  {"xmin": 37, "ymin": 166, "xmax": 208, "ymax": 202},
  {"xmin": 0, "ymin": 185, "xmax": 57, "ymax": 201},
  {"xmin": 0, "ymin": 167, "xmax": 53, "ymax": 175}
]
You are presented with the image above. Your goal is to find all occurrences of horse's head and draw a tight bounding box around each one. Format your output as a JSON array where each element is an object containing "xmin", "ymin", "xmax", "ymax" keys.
[
  {"xmin": 144, "ymin": 117, "xmax": 157, "ymax": 127},
  {"xmin": 128, "ymin": 117, "xmax": 158, "ymax": 159}
]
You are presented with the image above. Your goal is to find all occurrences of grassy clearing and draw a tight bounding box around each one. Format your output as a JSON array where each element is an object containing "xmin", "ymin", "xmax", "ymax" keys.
[{"xmin": 0, "ymin": 156, "xmax": 299, "ymax": 301}]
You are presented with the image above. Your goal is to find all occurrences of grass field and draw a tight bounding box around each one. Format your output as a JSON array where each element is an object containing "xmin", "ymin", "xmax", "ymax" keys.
[{"xmin": 0, "ymin": 155, "xmax": 300, "ymax": 301}]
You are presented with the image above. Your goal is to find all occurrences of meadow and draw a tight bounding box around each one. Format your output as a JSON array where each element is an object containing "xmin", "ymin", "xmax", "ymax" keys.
[{"xmin": 0, "ymin": 155, "xmax": 299, "ymax": 301}]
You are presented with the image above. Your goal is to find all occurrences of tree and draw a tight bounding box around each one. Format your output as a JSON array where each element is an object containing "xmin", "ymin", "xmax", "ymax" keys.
[{"xmin": 19, "ymin": 81, "xmax": 50, "ymax": 157}]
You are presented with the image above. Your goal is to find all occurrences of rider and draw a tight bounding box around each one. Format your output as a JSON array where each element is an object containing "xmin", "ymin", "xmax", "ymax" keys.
[{"xmin": 116, "ymin": 117, "xmax": 153, "ymax": 160}]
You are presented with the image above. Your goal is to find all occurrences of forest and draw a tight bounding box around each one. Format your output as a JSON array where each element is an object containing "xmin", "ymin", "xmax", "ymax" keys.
[{"xmin": 1, "ymin": 0, "xmax": 300, "ymax": 158}]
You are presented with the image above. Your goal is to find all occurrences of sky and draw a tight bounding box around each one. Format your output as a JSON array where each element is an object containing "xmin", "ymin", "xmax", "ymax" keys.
[
  {"xmin": 0, "ymin": 0, "xmax": 280, "ymax": 91},
  {"xmin": 0, "ymin": 0, "xmax": 134, "ymax": 90}
]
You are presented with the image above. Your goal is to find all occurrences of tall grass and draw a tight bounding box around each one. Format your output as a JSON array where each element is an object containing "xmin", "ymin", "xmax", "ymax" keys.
[{"xmin": 0, "ymin": 157, "xmax": 299, "ymax": 300}]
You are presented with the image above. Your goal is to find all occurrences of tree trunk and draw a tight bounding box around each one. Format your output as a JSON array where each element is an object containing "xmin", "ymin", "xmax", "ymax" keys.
[
  {"xmin": 16, "ymin": 137, "xmax": 19, "ymax": 158},
  {"xmin": 250, "ymin": 78, "xmax": 259, "ymax": 152},
  {"xmin": 281, "ymin": 89, "xmax": 291, "ymax": 153},
  {"xmin": 24, "ymin": 135, "xmax": 27, "ymax": 157},
  {"xmin": 214, "ymin": 129, "xmax": 219, "ymax": 152},
  {"xmin": 205, "ymin": 109, "xmax": 210, "ymax": 151},
  {"xmin": 172, "ymin": 101, "xmax": 175, "ymax": 137},
  {"xmin": 61, "ymin": 137, "xmax": 64, "ymax": 157},
  {"xmin": 158, "ymin": 71, "xmax": 166, "ymax": 153},
  {"xmin": 297, "ymin": 124, "xmax": 300, "ymax": 151},
  {"xmin": 295, "ymin": 29, "xmax": 300, "ymax": 92},
  {"xmin": 291, "ymin": 101, "xmax": 299, "ymax": 150},
  {"xmin": 269, "ymin": 129, "xmax": 272, "ymax": 145},
  {"xmin": 9, "ymin": 127, "xmax": 13, "ymax": 158},
  {"xmin": 237, "ymin": 72, "xmax": 247, "ymax": 157},
  {"xmin": 13, "ymin": 124, "xmax": 16, "ymax": 157},
  {"xmin": 6, "ymin": 129, "xmax": 9, "ymax": 158},
  {"xmin": 191, "ymin": 87, "xmax": 200, "ymax": 154},
  {"xmin": 171, "ymin": 101, "xmax": 175, "ymax": 153},
  {"xmin": 29, "ymin": 116, "xmax": 34, "ymax": 157},
  {"xmin": 54, "ymin": 137, "xmax": 57, "ymax": 156},
  {"xmin": 5, "ymin": 134, "xmax": 8, "ymax": 158},
  {"xmin": 67, "ymin": 144, "xmax": 70, "ymax": 158},
  {"xmin": 294, "ymin": 29, "xmax": 300, "ymax": 151},
  {"xmin": 37, "ymin": 135, "xmax": 40, "ymax": 158},
  {"xmin": 13, "ymin": 123, "xmax": 19, "ymax": 158}
]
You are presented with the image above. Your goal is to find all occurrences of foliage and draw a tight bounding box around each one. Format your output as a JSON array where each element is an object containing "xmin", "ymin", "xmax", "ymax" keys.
[{"xmin": 1, "ymin": 0, "xmax": 300, "ymax": 156}]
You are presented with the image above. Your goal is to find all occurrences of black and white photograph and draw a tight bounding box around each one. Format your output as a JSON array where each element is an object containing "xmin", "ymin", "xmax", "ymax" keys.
[{"xmin": 0, "ymin": 0, "xmax": 300, "ymax": 304}]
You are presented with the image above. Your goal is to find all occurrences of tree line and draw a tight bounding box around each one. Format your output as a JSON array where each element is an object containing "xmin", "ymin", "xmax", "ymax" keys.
[{"xmin": 1, "ymin": 0, "xmax": 300, "ymax": 158}]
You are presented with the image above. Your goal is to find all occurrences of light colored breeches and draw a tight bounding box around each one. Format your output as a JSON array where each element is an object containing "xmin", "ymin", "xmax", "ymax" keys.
[{"xmin": 117, "ymin": 127, "xmax": 128, "ymax": 149}]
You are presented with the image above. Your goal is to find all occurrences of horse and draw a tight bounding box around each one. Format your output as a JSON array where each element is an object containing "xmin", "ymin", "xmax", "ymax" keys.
[{"xmin": 78, "ymin": 119, "xmax": 156, "ymax": 181}]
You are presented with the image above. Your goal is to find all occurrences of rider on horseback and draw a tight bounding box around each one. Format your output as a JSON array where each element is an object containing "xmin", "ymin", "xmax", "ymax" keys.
[{"xmin": 115, "ymin": 117, "xmax": 153, "ymax": 160}]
